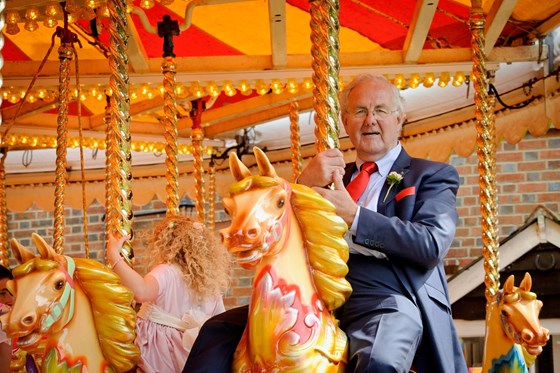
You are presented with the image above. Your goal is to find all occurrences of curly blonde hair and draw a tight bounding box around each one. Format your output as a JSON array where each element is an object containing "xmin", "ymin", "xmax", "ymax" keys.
[{"xmin": 147, "ymin": 216, "xmax": 231, "ymax": 299}]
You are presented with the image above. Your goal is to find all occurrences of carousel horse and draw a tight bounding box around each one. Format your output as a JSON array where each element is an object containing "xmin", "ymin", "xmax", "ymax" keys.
[
  {"xmin": 220, "ymin": 147, "xmax": 352, "ymax": 372},
  {"xmin": 0, "ymin": 233, "xmax": 139, "ymax": 373},
  {"xmin": 482, "ymin": 272, "xmax": 549, "ymax": 373}
]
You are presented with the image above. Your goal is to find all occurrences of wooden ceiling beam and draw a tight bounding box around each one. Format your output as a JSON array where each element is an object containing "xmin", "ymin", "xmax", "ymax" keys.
[
  {"xmin": 484, "ymin": 0, "xmax": 518, "ymax": 55},
  {"xmin": 269, "ymin": 0, "xmax": 288, "ymax": 68},
  {"xmin": 403, "ymin": 0, "xmax": 439, "ymax": 63},
  {"xmin": 202, "ymin": 94, "xmax": 314, "ymax": 138},
  {"xmin": 2, "ymin": 46, "xmax": 546, "ymax": 83},
  {"xmin": 1, "ymin": 100, "xmax": 58, "ymax": 123},
  {"xmin": 533, "ymin": 11, "xmax": 560, "ymax": 38}
]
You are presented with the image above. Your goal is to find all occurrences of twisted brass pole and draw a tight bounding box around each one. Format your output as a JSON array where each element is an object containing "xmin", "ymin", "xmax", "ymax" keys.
[
  {"xmin": 162, "ymin": 57, "xmax": 180, "ymax": 217},
  {"xmin": 470, "ymin": 0, "xmax": 499, "ymax": 302},
  {"xmin": 0, "ymin": 0, "xmax": 7, "ymax": 268},
  {"xmin": 0, "ymin": 151, "xmax": 7, "ymax": 268},
  {"xmin": 289, "ymin": 100, "xmax": 302, "ymax": 182},
  {"xmin": 108, "ymin": 0, "xmax": 134, "ymax": 264},
  {"xmin": 309, "ymin": 0, "xmax": 341, "ymax": 151},
  {"xmin": 207, "ymin": 160, "xmax": 216, "ymax": 231},
  {"xmin": 191, "ymin": 99, "xmax": 206, "ymax": 224},
  {"xmin": 104, "ymin": 94, "xmax": 115, "ymax": 261},
  {"xmin": 53, "ymin": 38, "xmax": 74, "ymax": 254}
]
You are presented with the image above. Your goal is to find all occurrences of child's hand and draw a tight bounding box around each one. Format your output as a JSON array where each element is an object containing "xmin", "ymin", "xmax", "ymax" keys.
[{"xmin": 107, "ymin": 232, "xmax": 131, "ymax": 264}]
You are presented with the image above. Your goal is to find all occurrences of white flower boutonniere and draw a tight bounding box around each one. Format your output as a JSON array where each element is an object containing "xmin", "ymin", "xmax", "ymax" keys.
[{"xmin": 383, "ymin": 171, "xmax": 403, "ymax": 202}]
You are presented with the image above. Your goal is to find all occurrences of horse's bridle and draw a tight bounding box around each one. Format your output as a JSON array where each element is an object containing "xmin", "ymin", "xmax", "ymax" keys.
[
  {"xmin": 262, "ymin": 182, "xmax": 292, "ymax": 254},
  {"xmin": 40, "ymin": 256, "xmax": 76, "ymax": 333},
  {"xmin": 497, "ymin": 290, "xmax": 525, "ymax": 345}
]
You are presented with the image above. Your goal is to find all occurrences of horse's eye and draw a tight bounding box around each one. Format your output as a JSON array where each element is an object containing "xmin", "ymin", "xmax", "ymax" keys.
[
  {"xmin": 55, "ymin": 280, "xmax": 64, "ymax": 290},
  {"xmin": 277, "ymin": 198, "xmax": 285, "ymax": 209},
  {"xmin": 501, "ymin": 310, "xmax": 509, "ymax": 318}
]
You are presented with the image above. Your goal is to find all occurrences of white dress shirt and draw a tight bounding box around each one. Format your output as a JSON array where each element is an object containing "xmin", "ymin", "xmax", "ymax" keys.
[{"xmin": 346, "ymin": 143, "xmax": 402, "ymax": 257}]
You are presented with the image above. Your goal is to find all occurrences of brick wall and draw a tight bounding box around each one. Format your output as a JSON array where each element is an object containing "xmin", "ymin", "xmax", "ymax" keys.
[
  {"xmin": 4, "ymin": 129, "xmax": 560, "ymax": 309},
  {"xmin": 446, "ymin": 130, "xmax": 560, "ymax": 271}
]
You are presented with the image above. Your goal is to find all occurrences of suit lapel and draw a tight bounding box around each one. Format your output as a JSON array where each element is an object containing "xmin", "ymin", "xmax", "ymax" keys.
[
  {"xmin": 343, "ymin": 163, "xmax": 357, "ymax": 187},
  {"xmin": 377, "ymin": 148, "xmax": 411, "ymax": 214}
]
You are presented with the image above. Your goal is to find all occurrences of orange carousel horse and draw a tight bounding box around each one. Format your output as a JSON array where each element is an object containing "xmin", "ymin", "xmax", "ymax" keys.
[
  {"xmin": 221, "ymin": 147, "xmax": 352, "ymax": 372},
  {"xmin": 0, "ymin": 233, "xmax": 139, "ymax": 373},
  {"xmin": 482, "ymin": 272, "xmax": 549, "ymax": 373}
]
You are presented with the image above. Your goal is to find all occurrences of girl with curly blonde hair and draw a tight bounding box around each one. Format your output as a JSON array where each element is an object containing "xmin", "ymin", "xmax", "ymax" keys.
[{"xmin": 107, "ymin": 216, "xmax": 231, "ymax": 373}]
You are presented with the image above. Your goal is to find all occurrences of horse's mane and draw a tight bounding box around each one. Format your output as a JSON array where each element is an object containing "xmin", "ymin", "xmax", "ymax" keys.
[
  {"xmin": 291, "ymin": 183, "xmax": 352, "ymax": 311},
  {"xmin": 230, "ymin": 176, "xmax": 352, "ymax": 311},
  {"xmin": 14, "ymin": 257, "xmax": 139, "ymax": 372},
  {"xmin": 73, "ymin": 258, "xmax": 139, "ymax": 371}
]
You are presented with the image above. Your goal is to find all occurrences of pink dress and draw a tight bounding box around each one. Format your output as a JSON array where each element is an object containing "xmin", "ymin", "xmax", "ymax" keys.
[{"xmin": 135, "ymin": 264, "xmax": 225, "ymax": 373}]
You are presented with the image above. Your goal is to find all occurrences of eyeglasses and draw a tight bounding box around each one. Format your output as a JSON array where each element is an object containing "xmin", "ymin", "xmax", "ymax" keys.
[{"xmin": 347, "ymin": 107, "xmax": 398, "ymax": 121}]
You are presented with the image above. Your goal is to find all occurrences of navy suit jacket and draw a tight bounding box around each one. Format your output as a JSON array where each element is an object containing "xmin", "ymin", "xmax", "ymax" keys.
[{"xmin": 343, "ymin": 148, "xmax": 467, "ymax": 373}]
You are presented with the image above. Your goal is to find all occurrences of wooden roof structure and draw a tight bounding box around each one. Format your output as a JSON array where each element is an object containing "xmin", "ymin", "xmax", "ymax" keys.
[{"xmin": 1, "ymin": 0, "xmax": 560, "ymax": 200}]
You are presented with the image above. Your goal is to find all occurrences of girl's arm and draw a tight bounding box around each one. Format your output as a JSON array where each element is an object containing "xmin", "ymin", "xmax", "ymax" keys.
[{"xmin": 106, "ymin": 233, "xmax": 159, "ymax": 303}]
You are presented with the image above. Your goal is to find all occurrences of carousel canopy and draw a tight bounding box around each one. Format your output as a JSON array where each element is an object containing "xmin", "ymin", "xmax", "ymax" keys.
[{"xmin": 1, "ymin": 0, "xmax": 560, "ymax": 181}]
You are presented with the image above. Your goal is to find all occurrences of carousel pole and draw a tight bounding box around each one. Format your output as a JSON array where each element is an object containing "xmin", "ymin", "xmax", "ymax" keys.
[
  {"xmin": 0, "ymin": 150, "xmax": 7, "ymax": 268},
  {"xmin": 309, "ymin": 0, "xmax": 341, "ymax": 151},
  {"xmin": 207, "ymin": 158, "xmax": 216, "ymax": 231},
  {"xmin": 289, "ymin": 100, "xmax": 302, "ymax": 182},
  {"xmin": 190, "ymin": 99, "xmax": 206, "ymax": 224},
  {"xmin": 0, "ymin": 0, "xmax": 7, "ymax": 267},
  {"xmin": 107, "ymin": 0, "xmax": 134, "ymax": 264},
  {"xmin": 53, "ymin": 19, "xmax": 79, "ymax": 254},
  {"xmin": 104, "ymin": 94, "xmax": 116, "ymax": 261},
  {"xmin": 470, "ymin": 0, "xmax": 500, "ymax": 303},
  {"xmin": 158, "ymin": 15, "xmax": 181, "ymax": 217}
]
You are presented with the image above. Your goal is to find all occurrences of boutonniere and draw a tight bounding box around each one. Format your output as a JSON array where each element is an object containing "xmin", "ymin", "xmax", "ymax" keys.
[{"xmin": 383, "ymin": 171, "xmax": 403, "ymax": 202}]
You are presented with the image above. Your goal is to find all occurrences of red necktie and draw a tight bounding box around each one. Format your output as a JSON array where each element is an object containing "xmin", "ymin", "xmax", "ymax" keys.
[{"xmin": 346, "ymin": 162, "xmax": 377, "ymax": 202}]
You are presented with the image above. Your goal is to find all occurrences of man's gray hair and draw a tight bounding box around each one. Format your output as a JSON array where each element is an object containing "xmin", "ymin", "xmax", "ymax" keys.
[{"xmin": 339, "ymin": 74, "xmax": 406, "ymax": 116}]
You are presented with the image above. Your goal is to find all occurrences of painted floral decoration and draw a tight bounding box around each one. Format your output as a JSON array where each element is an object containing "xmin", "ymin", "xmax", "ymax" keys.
[{"xmin": 383, "ymin": 171, "xmax": 403, "ymax": 202}]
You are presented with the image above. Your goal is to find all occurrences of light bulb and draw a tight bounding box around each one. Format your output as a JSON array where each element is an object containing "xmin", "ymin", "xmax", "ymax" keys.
[
  {"xmin": 408, "ymin": 74, "xmax": 421, "ymax": 89},
  {"xmin": 6, "ymin": 23, "xmax": 20, "ymax": 35},
  {"xmin": 140, "ymin": 0, "xmax": 155, "ymax": 10},
  {"xmin": 6, "ymin": 9, "xmax": 21, "ymax": 24},
  {"xmin": 24, "ymin": 20, "xmax": 39, "ymax": 32},
  {"xmin": 438, "ymin": 72, "xmax": 450, "ymax": 88},
  {"xmin": 423, "ymin": 73, "xmax": 435, "ymax": 88},
  {"xmin": 44, "ymin": 17, "xmax": 58, "ymax": 28},
  {"xmin": 238, "ymin": 80, "xmax": 252, "ymax": 96}
]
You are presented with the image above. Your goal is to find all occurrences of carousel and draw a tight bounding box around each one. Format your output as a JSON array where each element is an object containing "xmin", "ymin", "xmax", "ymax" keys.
[{"xmin": 0, "ymin": 0, "xmax": 559, "ymax": 372}]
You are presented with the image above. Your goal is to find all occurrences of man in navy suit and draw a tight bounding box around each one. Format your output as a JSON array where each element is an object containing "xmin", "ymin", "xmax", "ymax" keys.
[{"xmin": 184, "ymin": 74, "xmax": 468, "ymax": 372}]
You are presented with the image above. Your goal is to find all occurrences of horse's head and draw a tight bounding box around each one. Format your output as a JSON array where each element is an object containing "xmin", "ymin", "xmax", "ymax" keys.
[
  {"xmin": 2, "ymin": 234, "xmax": 77, "ymax": 351},
  {"xmin": 498, "ymin": 272, "xmax": 550, "ymax": 356},
  {"xmin": 220, "ymin": 147, "xmax": 292, "ymax": 269}
]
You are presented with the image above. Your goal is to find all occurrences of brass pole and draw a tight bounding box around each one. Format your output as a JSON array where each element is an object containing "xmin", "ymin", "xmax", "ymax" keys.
[
  {"xmin": 470, "ymin": 0, "xmax": 500, "ymax": 302},
  {"xmin": 190, "ymin": 99, "xmax": 206, "ymax": 224},
  {"xmin": 108, "ymin": 0, "xmax": 134, "ymax": 264},
  {"xmin": 159, "ymin": 15, "xmax": 181, "ymax": 217},
  {"xmin": 104, "ymin": 94, "xmax": 116, "ymax": 262},
  {"xmin": 0, "ymin": 150, "xmax": 7, "ymax": 268},
  {"xmin": 0, "ymin": 0, "xmax": 7, "ymax": 267},
  {"xmin": 207, "ymin": 159, "xmax": 216, "ymax": 231},
  {"xmin": 53, "ymin": 32, "xmax": 75, "ymax": 254},
  {"xmin": 289, "ymin": 100, "xmax": 302, "ymax": 182},
  {"xmin": 162, "ymin": 58, "xmax": 180, "ymax": 216},
  {"xmin": 309, "ymin": 0, "xmax": 341, "ymax": 151}
]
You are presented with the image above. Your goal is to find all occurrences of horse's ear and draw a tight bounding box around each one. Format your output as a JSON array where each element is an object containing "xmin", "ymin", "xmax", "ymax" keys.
[
  {"xmin": 253, "ymin": 147, "xmax": 277, "ymax": 178},
  {"xmin": 31, "ymin": 233, "xmax": 58, "ymax": 260},
  {"xmin": 229, "ymin": 151, "xmax": 251, "ymax": 181},
  {"xmin": 519, "ymin": 272, "xmax": 532, "ymax": 292},
  {"xmin": 10, "ymin": 238, "xmax": 37, "ymax": 264},
  {"xmin": 503, "ymin": 274, "xmax": 515, "ymax": 294}
]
